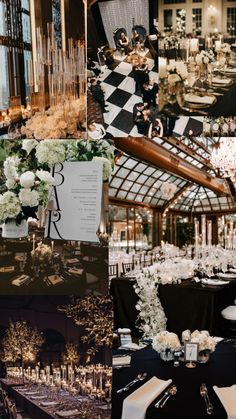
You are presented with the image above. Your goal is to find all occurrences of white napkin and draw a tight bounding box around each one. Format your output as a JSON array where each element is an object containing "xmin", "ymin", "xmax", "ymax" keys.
[
  {"xmin": 68, "ymin": 268, "xmax": 83, "ymax": 275},
  {"xmin": 201, "ymin": 278, "xmax": 229, "ymax": 285},
  {"xmin": 185, "ymin": 94, "xmax": 215, "ymax": 105},
  {"xmin": 224, "ymin": 68, "xmax": 236, "ymax": 74},
  {"xmin": 213, "ymin": 385, "xmax": 236, "ymax": 419},
  {"xmin": 12, "ymin": 275, "xmax": 30, "ymax": 286},
  {"xmin": 31, "ymin": 395, "xmax": 46, "ymax": 400},
  {"xmin": 55, "ymin": 409, "xmax": 79, "ymax": 417},
  {"xmin": 41, "ymin": 401, "xmax": 58, "ymax": 407},
  {"xmin": 47, "ymin": 275, "xmax": 63, "ymax": 285},
  {"xmin": 113, "ymin": 355, "xmax": 131, "ymax": 367},
  {"xmin": 121, "ymin": 376, "xmax": 172, "ymax": 419},
  {"xmin": 212, "ymin": 77, "xmax": 231, "ymax": 85}
]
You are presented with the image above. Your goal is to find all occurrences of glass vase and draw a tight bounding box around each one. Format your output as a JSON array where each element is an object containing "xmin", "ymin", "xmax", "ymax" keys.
[
  {"xmin": 159, "ymin": 349, "xmax": 175, "ymax": 361},
  {"xmin": 198, "ymin": 350, "xmax": 210, "ymax": 363}
]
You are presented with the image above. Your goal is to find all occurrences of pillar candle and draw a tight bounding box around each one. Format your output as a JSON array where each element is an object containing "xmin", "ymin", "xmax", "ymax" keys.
[
  {"xmin": 159, "ymin": 57, "xmax": 167, "ymax": 79},
  {"xmin": 190, "ymin": 38, "xmax": 199, "ymax": 52},
  {"xmin": 201, "ymin": 215, "xmax": 206, "ymax": 247}
]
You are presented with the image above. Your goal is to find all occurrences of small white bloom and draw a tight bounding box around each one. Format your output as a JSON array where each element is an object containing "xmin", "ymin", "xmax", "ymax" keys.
[
  {"xmin": 6, "ymin": 179, "xmax": 16, "ymax": 190},
  {"xmin": 19, "ymin": 171, "xmax": 35, "ymax": 188},
  {"xmin": 36, "ymin": 170, "xmax": 55, "ymax": 185},
  {"xmin": 22, "ymin": 139, "xmax": 38, "ymax": 155}
]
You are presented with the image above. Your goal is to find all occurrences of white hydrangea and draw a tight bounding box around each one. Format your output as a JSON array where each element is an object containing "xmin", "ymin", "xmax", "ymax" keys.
[
  {"xmin": 19, "ymin": 189, "xmax": 39, "ymax": 207},
  {"xmin": 0, "ymin": 191, "xmax": 21, "ymax": 221},
  {"xmin": 35, "ymin": 140, "xmax": 66, "ymax": 167},
  {"xmin": 92, "ymin": 156, "xmax": 112, "ymax": 181},
  {"xmin": 36, "ymin": 170, "xmax": 55, "ymax": 185},
  {"xmin": 152, "ymin": 331, "xmax": 181, "ymax": 352},
  {"xmin": 19, "ymin": 171, "xmax": 35, "ymax": 188}
]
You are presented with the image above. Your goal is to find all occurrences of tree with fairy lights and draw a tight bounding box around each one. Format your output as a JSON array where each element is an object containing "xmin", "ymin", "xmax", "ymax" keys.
[
  {"xmin": 2, "ymin": 320, "xmax": 44, "ymax": 367},
  {"xmin": 63, "ymin": 343, "xmax": 80, "ymax": 366}
]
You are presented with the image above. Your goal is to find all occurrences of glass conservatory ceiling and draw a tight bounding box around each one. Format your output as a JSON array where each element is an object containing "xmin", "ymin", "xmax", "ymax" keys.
[{"xmin": 110, "ymin": 137, "xmax": 236, "ymax": 213}]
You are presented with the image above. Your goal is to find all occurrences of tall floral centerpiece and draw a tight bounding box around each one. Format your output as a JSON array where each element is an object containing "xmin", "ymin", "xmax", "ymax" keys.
[{"xmin": 196, "ymin": 50, "xmax": 215, "ymax": 87}]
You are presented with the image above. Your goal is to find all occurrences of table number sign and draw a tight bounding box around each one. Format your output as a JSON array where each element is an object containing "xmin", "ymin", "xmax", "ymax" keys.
[
  {"xmin": 184, "ymin": 343, "xmax": 199, "ymax": 368},
  {"xmin": 45, "ymin": 161, "xmax": 103, "ymax": 242}
]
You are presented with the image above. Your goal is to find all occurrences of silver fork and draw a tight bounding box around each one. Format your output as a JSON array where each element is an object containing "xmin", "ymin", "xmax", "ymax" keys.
[
  {"xmin": 116, "ymin": 373, "xmax": 147, "ymax": 393},
  {"xmin": 155, "ymin": 385, "xmax": 173, "ymax": 408},
  {"xmin": 200, "ymin": 384, "xmax": 213, "ymax": 414}
]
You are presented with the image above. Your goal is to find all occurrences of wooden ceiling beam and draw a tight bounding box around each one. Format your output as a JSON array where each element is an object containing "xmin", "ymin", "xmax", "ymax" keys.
[{"xmin": 113, "ymin": 136, "xmax": 230, "ymax": 197}]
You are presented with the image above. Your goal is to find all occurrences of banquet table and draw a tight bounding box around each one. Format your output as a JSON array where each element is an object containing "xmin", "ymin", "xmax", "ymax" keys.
[
  {"xmin": 6, "ymin": 384, "xmax": 111, "ymax": 419},
  {"xmin": 110, "ymin": 277, "xmax": 236, "ymax": 338},
  {"xmin": 112, "ymin": 341, "xmax": 236, "ymax": 419},
  {"xmin": 163, "ymin": 78, "xmax": 236, "ymax": 117}
]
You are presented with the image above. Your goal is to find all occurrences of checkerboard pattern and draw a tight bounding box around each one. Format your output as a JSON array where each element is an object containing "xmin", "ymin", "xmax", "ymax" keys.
[
  {"xmin": 172, "ymin": 116, "xmax": 204, "ymax": 137},
  {"xmin": 98, "ymin": 49, "xmax": 157, "ymax": 137}
]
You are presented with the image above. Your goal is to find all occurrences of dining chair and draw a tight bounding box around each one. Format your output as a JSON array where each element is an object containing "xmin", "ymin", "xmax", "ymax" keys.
[
  {"xmin": 122, "ymin": 262, "xmax": 135, "ymax": 275},
  {"xmin": 109, "ymin": 263, "xmax": 119, "ymax": 278}
]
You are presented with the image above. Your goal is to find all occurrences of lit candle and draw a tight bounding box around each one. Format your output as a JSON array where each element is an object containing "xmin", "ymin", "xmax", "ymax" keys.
[
  {"xmin": 190, "ymin": 38, "xmax": 199, "ymax": 52},
  {"xmin": 32, "ymin": 234, "xmax": 36, "ymax": 252},
  {"xmin": 201, "ymin": 215, "xmax": 206, "ymax": 247},
  {"xmin": 159, "ymin": 57, "xmax": 167, "ymax": 79},
  {"xmin": 51, "ymin": 241, "xmax": 54, "ymax": 253},
  {"xmin": 207, "ymin": 220, "xmax": 212, "ymax": 247}
]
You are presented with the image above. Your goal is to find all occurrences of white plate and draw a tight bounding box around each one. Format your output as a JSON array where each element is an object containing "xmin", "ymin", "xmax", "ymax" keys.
[
  {"xmin": 201, "ymin": 278, "xmax": 229, "ymax": 286},
  {"xmin": 218, "ymin": 273, "xmax": 236, "ymax": 280}
]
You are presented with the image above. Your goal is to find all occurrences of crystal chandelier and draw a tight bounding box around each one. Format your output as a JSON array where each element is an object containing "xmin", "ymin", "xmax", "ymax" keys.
[{"xmin": 210, "ymin": 138, "xmax": 236, "ymax": 180}]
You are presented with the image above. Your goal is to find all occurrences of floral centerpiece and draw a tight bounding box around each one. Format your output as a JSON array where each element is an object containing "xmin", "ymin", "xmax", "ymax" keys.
[
  {"xmin": 31, "ymin": 242, "xmax": 53, "ymax": 262},
  {"xmin": 218, "ymin": 43, "xmax": 231, "ymax": 54},
  {"xmin": 21, "ymin": 99, "xmax": 85, "ymax": 139},
  {"xmin": 182, "ymin": 329, "xmax": 217, "ymax": 362},
  {"xmin": 167, "ymin": 61, "xmax": 188, "ymax": 85},
  {"xmin": 196, "ymin": 50, "xmax": 215, "ymax": 66},
  {"xmin": 0, "ymin": 155, "xmax": 55, "ymax": 238},
  {"xmin": 152, "ymin": 331, "xmax": 181, "ymax": 361}
]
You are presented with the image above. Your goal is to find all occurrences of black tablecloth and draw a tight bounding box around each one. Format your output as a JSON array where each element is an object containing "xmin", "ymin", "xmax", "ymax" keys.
[
  {"xmin": 111, "ymin": 278, "xmax": 236, "ymax": 338},
  {"xmin": 112, "ymin": 342, "xmax": 236, "ymax": 419},
  {"xmin": 162, "ymin": 78, "xmax": 236, "ymax": 117},
  {"xmin": 11, "ymin": 387, "xmax": 54, "ymax": 419}
]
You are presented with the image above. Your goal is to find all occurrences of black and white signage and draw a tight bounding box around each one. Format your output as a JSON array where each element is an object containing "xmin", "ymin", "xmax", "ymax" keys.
[{"xmin": 45, "ymin": 161, "xmax": 103, "ymax": 242}]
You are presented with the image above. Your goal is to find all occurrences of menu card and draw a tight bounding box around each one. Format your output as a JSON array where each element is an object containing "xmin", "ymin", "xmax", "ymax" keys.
[{"xmin": 45, "ymin": 162, "xmax": 103, "ymax": 242}]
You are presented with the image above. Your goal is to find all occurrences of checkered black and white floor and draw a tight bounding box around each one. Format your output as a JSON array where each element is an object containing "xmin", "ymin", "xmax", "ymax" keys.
[
  {"xmin": 98, "ymin": 48, "xmax": 157, "ymax": 137},
  {"xmin": 172, "ymin": 116, "xmax": 204, "ymax": 137}
]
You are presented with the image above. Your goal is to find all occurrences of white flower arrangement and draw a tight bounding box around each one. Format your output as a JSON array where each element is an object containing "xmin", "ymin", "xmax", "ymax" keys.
[
  {"xmin": 21, "ymin": 99, "xmax": 85, "ymax": 139},
  {"xmin": 161, "ymin": 182, "xmax": 177, "ymax": 200},
  {"xmin": 1, "ymin": 155, "xmax": 55, "ymax": 224},
  {"xmin": 219, "ymin": 43, "xmax": 231, "ymax": 54},
  {"xmin": 0, "ymin": 191, "xmax": 21, "ymax": 222},
  {"xmin": 182, "ymin": 329, "xmax": 217, "ymax": 352},
  {"xmin": 134, "ymin": 269, "xmax": 167, "ymax": 338},
  {"xmin": 167, "ymin": 62, "xmax": 188, "ymax": 85},
  {"xmin": 92, "ymin": 156, "xmax": 112, "ymax": 181},
  {"xmin": 31, "ymin": 242, "xmax": 53, "ymax": 261},
  {"xmin": 35, "ymin": 140, "xmax": 66, "ymax": 167},
  {"xmin": 152, "ymin": 331, "xmax": 181, "ymax": 352},
  {"xmin": 196, "ymin": 50, "xmax": 215, "ymax": 65}
]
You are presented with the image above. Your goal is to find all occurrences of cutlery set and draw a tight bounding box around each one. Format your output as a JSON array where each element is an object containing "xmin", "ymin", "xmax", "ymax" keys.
[{"xmin": 117, "ymin": 377, "xmax": 214, "ymax": 413}]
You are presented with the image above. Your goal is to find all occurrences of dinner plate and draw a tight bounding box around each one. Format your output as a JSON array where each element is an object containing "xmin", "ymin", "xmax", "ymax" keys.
[
  {"xmin": 185, "ymin": 95, "xmax": 217, "ymax": 109},
  {"xmin": 209, "ymin": 80, "xmax": 233, "ymax": 88},
  {"xmin": 218, "ymin": 273, "xmax": 236, "ymax": 280},
  {"xmin": 201, "ymin": 278, "xmax": 229, "ymax": 286}
]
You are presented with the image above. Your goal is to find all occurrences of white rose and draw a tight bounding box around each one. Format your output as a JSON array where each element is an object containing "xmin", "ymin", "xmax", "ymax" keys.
[
  {"xmin": 19, "ymin": 188, "xmax": 39, "ymax": 207},
  {"xmin": 22, "ymin": 140, "xmax": 38, "ymax": 155},
  {"xmin": 203, "ymin": 57, "xmax": 209, "ymax": 64},
  {"xmin": 6, "ymin": 179, "xmax": 16, "ymax": 189},
  {"xmin": 36, "ymin": 170, "xmax": 55, "ymax": 185},
  {"xmin": 20, "ymin": 171, "xmax": 35, "ymax": 188}
]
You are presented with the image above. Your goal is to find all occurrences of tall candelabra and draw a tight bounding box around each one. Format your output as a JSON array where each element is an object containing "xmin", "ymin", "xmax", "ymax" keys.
[{"xmin": 26, "ymin": 23, "xmax": 85, "ymax": 111}]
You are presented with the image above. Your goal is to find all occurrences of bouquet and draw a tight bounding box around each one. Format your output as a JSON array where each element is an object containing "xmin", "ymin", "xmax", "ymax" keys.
[
  {"xmin": 196, "ymin": 50, "xmax": 215, "ymax": 65},
  {"xmin": 152, "ymin": 331, "xmax": 181, "ymax": 352}
]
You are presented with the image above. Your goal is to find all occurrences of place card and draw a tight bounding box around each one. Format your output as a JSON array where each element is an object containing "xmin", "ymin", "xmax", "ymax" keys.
[{"xmin": 184, "ymin": 343, "xmax": 198, "ymax": 368}]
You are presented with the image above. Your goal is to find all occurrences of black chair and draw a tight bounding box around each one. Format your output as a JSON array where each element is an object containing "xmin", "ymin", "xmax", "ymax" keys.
[
  {"xmin": 122, "ymin": 262, "xmax": 134, "ymax": 275},
  {"xmin": 109, "ymin": 263, "xmax": 119, "ymax": 279},
  {"xmin": 113, "ymin": 28, "xmax": 127, "ymax": 55},
  {"xmin": 132, "ymin": 25, "xmax": 147, "ymax": 49}
]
